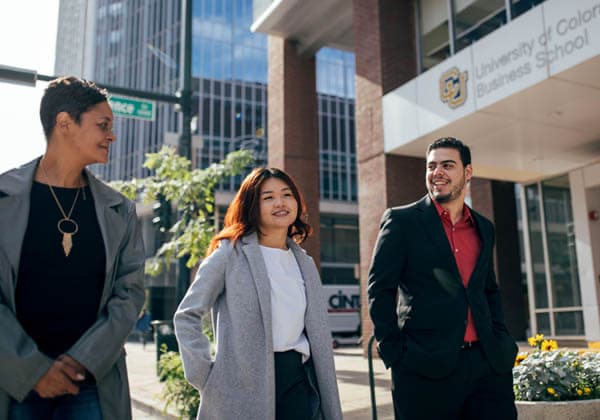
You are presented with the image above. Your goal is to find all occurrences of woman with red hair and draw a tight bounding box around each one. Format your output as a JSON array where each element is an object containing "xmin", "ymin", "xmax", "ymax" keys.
[{"xmin": 174, "ymin": 167, "xmax": 342, "ymax": 420}]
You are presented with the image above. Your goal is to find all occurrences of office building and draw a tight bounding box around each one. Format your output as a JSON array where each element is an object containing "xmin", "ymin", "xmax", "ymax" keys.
[{"xmin": 253, "ymin": 0, "xmax": 600, "ymax": 347}]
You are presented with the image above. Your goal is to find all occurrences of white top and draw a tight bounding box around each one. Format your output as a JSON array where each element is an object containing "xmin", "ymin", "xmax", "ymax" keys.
[{"xmin": 259, "ymin": 245, "xmax": 310, "ymax": 361}]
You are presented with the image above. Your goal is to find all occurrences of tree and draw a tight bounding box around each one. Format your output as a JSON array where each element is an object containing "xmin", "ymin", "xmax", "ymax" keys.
[{"xmin": 112, "ymin": 146, "xmax": 254, "ymax": 275}]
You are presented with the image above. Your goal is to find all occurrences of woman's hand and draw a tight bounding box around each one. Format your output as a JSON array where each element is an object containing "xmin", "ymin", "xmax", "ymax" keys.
[{"xmin": 33, "ymin": 358, "xmax": 85, "ymax": 398}]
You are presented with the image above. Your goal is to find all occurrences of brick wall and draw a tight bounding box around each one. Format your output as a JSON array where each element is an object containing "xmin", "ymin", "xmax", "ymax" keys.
[
  {"xmin": 353, "ymin": 0, "xmax": 419, "ymax": 355},
  {"xmin": 267, "ymin": 37, "xmax": 321, "ymax": 266}
]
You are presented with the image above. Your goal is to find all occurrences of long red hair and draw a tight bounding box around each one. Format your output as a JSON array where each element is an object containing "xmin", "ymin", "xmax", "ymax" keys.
[{"xmin": 207, "ymin": 167, "xmax": 312, "ymax": 255}]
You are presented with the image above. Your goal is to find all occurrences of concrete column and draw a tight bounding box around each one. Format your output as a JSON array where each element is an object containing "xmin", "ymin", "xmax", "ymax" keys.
[
  {"xmin": 471, "ymin": 178, "xmax": 527, "ymax": 340},
  {"xmin": 267, "ymin": 37, "xmax": 321, "ymax": 266},
  {"xmin": 570, "ymin": 170, "xmax": 600, "ymax": 343},
  {"xmin": 353, "ymin": 0, "xmax": 421, "ymax": 354}
]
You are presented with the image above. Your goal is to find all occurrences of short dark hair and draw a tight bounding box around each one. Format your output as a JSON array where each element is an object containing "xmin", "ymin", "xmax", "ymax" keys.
[
  {"xmin": 39, "ymin": 76, "xmax": 109, "ymax": 140},
  {"xmin": 426, "ymin": 137, "xmax": 471, "ymax": 166}
]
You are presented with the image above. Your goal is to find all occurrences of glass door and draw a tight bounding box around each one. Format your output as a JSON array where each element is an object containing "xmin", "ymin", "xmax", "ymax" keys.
[{"xmin": 522, "ymin": 175, "xmax": 584, "ymax": 338}]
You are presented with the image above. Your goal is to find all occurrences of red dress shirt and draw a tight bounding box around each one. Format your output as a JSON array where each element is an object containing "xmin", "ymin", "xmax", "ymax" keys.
[{"xmin": 433, "ymin": 199, "xmax": 481, "ymax": 342}]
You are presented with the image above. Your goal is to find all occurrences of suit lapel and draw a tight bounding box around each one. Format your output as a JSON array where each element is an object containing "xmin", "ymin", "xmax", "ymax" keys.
[
  {"xmin": 467, "ymin": 210, "xmax": 492, "ymax": 287},
  {"xmin": 85, "ymin": 171, "xmax": 128, "ymax": 310},
  {"xmin": 0, "ymin": 195, "xmax": 29, "ymax": 296},
  {"xmin": 0, "ymin": 159, "xmax": 39, "ymax": 291},
  {"xmin": 86, "ymin": 171, "xmax": 125, "ymax": 279},
  {"xmin": 416, "ymin": 196, "xmax": 462, "ymax": 283},
  {"xmin": 240, "ymin": 233, "xmax": 273, "ymax": 352}
]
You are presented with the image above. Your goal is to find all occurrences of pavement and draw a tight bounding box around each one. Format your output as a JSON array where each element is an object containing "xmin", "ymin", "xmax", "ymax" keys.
[{"xmin": 126, "ymin": 340, "xmax": 394, "ymax": 420}]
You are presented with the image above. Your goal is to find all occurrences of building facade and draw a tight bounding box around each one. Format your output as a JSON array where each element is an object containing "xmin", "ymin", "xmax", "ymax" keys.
[
  {"xmin": 55, "ymin": 0, "xmax": 361, "ymax": 326},
  {"xmin": 54, "ymin": 0, "xmax": 98, "ymax": 78},
  {"xmin": 253, "ymin": 0, "xmax": 600, "ymax": 347}
]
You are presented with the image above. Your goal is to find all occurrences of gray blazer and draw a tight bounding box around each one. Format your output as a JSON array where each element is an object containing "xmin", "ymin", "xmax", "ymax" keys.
[
  {"xmin": 0, "ymin": 158, "xmax": 145, "ymax": 420},
  {"xmin": 174, "ymin": 233, "xmax": 343, "ymax": 420}
]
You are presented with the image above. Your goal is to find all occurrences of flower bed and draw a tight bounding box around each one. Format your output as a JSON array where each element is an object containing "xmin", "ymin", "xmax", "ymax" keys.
[
  {"xmin": 513, "ymin": 335, "xmax": 600, "ymax": 401},
  {"xmin": 513, "ymin": 334, "xmax": 600, "ymax": 419}
]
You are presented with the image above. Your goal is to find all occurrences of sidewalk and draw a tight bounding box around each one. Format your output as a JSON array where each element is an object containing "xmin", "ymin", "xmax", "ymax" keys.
[{"xmin": 126, "ymin": 341, "xmax": 394, "ymax": 419}]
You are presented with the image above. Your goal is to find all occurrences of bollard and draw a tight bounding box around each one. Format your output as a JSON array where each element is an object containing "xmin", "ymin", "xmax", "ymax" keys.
[{"xmin": 151, "ymin": 320, "xmax": 179, "ymax": 375}]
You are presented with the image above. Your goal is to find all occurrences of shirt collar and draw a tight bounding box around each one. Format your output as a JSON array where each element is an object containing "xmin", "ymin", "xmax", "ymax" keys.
[{"xmin": 432, "ymin": 198, "xmax": 474, "ymax": 224}]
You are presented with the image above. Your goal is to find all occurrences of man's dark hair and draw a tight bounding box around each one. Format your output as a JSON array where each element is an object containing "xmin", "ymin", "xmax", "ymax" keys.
[
  {"xmin": 426, "ymin": 137, "xmax": 471, "ymax": 166},
  {"xmin": 39, "ymin": 76, "xmax": 109, "ymax": 140}
]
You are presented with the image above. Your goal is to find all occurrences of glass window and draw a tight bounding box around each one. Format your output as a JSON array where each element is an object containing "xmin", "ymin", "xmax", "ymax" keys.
[
  {"xmin": 320, "ymin": 215, "xmax": 359, "ymax": 264},
  {"xmin": 316, "ymin": 48, "xmax": 355, "ymax": 98},
  {"xmin": 542, "ymin": 176, "xmax": 582, "ymax": 309},
  {"xmin": 454, "ymin": 0, "xmax": 506, "ymax": 52},
  {"xmin": 522, "ymin": 175, "xmax": 585, "ymax": 338},
  {"xmin": 554, "ymin": 311, "xmax": 584, "ymax": 336},
  {"xmin": 511, "ymin": 0, "xmax": 548, "ymax": 19},
  {"xmin": 525, "ymin": 184, "xmax": 548, "ymax": 308},
  {"xmin": 419, "ymin": 0, "xmax": 450, "ymax": 70},
  {"xmin": 417, "ymin": 0, "xmax": 549, "ymax": 72},
  {"xmin": 536, "ymin": 312, "xmax": 550, "ymax": 335},
  {"xmin": 321, "ymin": 266, "xmax": 359, "ymax": 285}
]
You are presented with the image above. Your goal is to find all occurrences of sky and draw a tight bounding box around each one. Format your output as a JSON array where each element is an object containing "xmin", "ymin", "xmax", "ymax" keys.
[{"xmin": 0, "ymin": 1, "xmax": 59, "ymax": 173}]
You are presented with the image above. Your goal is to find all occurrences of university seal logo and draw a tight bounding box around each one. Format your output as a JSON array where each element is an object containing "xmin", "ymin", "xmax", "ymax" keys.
[{"xmin": 440, "ymin": 67, "xmax": 468, "ymax": 109}]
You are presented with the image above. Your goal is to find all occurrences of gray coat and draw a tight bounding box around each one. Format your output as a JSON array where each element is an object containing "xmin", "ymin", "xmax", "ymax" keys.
[
  {"xmin": 0, "ymin": 158, "xmax": 145, "ymax": 420},
  {"xmin": 174, "ymin": 233, "xmax": 343, "ymax": 420}
]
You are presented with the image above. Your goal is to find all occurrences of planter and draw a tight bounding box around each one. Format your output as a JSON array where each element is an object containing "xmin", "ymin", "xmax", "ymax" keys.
[{"xmin": 516, "ymin": 399, "xmax": 600, "ymax": 420}]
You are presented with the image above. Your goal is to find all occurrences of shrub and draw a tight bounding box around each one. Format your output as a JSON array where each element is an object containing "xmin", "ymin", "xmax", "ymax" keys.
[
  {"xmin": 157, "ymin": 345, "xmax": 200, "ymax": 419},
  {"xmin": 513, "ymin": 335, "xmax": 600, "ymax": 401}
]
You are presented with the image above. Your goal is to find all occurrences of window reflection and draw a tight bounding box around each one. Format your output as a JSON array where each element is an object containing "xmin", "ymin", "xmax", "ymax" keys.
[
  {"xmin": 417, "ymin": 0, "xmax": 548, "ymax": 72},
  {"xmin": 542, "ymin": 176, "xmax": 582, "ymax": 310}
]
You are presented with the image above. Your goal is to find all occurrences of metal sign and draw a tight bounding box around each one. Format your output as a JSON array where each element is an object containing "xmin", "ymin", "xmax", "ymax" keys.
[{"xmin": 109, "ymin": 95, "xmax": 155, "ymax": 121}]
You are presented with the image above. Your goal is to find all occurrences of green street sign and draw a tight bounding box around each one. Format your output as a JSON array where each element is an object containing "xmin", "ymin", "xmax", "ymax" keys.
[{"xmin": 109, "ymin": 95, "xmax": 155, "ymax": 121}]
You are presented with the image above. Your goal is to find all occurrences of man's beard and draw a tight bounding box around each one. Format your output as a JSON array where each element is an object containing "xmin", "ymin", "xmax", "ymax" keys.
[{"xmin": 430, "ymin": 174, "xmax": 466, "ymax": 204}]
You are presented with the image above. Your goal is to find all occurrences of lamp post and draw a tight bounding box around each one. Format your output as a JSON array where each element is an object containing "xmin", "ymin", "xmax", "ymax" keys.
[{"xmin": 176, "ymin": 0, "xmax": 194, "ymax": 305}]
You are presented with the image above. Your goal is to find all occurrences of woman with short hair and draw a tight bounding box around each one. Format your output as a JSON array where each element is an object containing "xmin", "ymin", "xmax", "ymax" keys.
[{"xmin": 0, "ymin": 76, "xmax": 145, "ymax": 420}]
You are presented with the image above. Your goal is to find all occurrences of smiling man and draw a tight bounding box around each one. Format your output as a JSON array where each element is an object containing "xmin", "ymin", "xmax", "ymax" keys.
[{"xmin": 368, "ymin": 137, "xmax": 518, "ymax": 420}]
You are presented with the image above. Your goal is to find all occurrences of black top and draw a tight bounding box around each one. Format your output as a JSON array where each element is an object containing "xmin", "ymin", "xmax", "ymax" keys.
[{"xmin": 16, "ymin": 181, "xmax": 106, "ymax": 358}]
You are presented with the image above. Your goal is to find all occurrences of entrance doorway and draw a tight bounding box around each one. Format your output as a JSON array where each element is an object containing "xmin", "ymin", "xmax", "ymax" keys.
[{"xmin": 521, "ymin": 175, "xmax": 585, "ymax": 338}]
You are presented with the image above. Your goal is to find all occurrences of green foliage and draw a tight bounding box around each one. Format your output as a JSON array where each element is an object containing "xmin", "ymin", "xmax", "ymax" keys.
[
  {"xmin": 111, "ymin": 146, "xmax": 254, "ymax": 275},
  {"xmin": 513, "ymin": 336, "xmax": 600, "ymax": 401},
  {"xmin": 157, "ymin": 345, "xmax": 200, "ymax": 419}
]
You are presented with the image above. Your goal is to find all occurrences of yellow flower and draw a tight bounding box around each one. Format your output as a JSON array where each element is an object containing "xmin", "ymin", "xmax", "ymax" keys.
[
  {"xmin": 577, "ymin": 389, "xmax": 583, "ymax": 396},
  {"xmin": 528, "ymin": 334, "xmax": 545, "ymax": 348},
  {"xmin": 541, "ymin": 339, "xmax": 558, "ymax": 351},
  {"xmin": 547, "ymin": 387, "xmax": 556, "ymax": 395},
  {"xmin": 514, "ymin": 353, "xmax": 528, "ymax": 366}
]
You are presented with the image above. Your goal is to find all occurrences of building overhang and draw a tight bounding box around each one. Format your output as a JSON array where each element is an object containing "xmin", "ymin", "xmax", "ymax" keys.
[
  {"xmin": 383, "ymin": 0, "xmax": 600, "ymax": 184},
  {"xmin": 251, "ymin": 0, "xmax": 353, "ymax": 55}
]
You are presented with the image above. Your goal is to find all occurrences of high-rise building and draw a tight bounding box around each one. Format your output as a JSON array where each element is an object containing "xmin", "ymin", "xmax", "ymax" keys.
[
  {"xmin": 55, "ymin": 0, "xmax": 361, "ymax": 331},
  {"xmin": 54, "ymin": 0, "xmax": 97, "ymax": 78}
]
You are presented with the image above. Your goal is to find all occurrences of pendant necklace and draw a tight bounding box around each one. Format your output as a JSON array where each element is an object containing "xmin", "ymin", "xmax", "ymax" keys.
[{"xmin": 40, "ymin": 160, "xmax": 82, "ymax": 257}]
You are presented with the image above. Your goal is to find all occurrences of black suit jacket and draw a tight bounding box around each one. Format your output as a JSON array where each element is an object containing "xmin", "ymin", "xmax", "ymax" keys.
[{"xmin": 368, "ymin": 195, "xmax": 517, "ymax": 379}]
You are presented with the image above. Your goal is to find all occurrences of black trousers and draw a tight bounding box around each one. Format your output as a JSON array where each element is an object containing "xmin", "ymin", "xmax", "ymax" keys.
[
  {"xmin": 274, "ymin": 350, "xmax": 321, "ymax": 420},
  {"xmin": 391, "ymin": 343, "xmax": 517, "ymax": 420}
]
